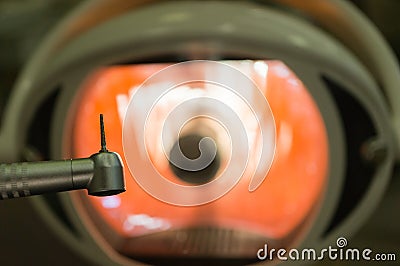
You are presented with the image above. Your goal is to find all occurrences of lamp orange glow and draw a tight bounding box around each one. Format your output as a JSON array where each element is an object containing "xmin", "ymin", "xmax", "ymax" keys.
[{"xmin": 71, "ymin": 61, "xmax": 328, "ymax": 244}]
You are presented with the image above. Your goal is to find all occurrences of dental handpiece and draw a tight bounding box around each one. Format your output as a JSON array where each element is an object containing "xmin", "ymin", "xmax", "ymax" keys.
[{"xmin": 0, "ymin": 114, "xmax": 125, "ymax": 200}]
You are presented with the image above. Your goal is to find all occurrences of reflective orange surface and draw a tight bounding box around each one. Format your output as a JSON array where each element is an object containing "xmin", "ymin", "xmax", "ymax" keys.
[{"xmin": 72, "ymin": 61, "xmax": 328, "ymax": 239}]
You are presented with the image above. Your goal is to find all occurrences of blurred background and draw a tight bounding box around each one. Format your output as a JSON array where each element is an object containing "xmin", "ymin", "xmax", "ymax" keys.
[{"xmin": 0, "ymin": 0, "xmax": 399, "ymax": 265}]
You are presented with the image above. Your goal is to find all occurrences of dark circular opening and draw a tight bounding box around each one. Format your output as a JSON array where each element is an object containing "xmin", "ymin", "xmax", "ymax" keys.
[{"xmin": 169, "ymin": 134, "xmax": 220, "ymax": 185}]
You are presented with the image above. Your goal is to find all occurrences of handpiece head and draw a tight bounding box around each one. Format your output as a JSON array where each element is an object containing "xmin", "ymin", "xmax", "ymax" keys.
[
  {"xmin": 87, "ymin": 151, "xmax": 125, "ymax": 196},
  {"xmin": 86, "ymin": 114, "xmax": 125, "ymax": 196}
]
